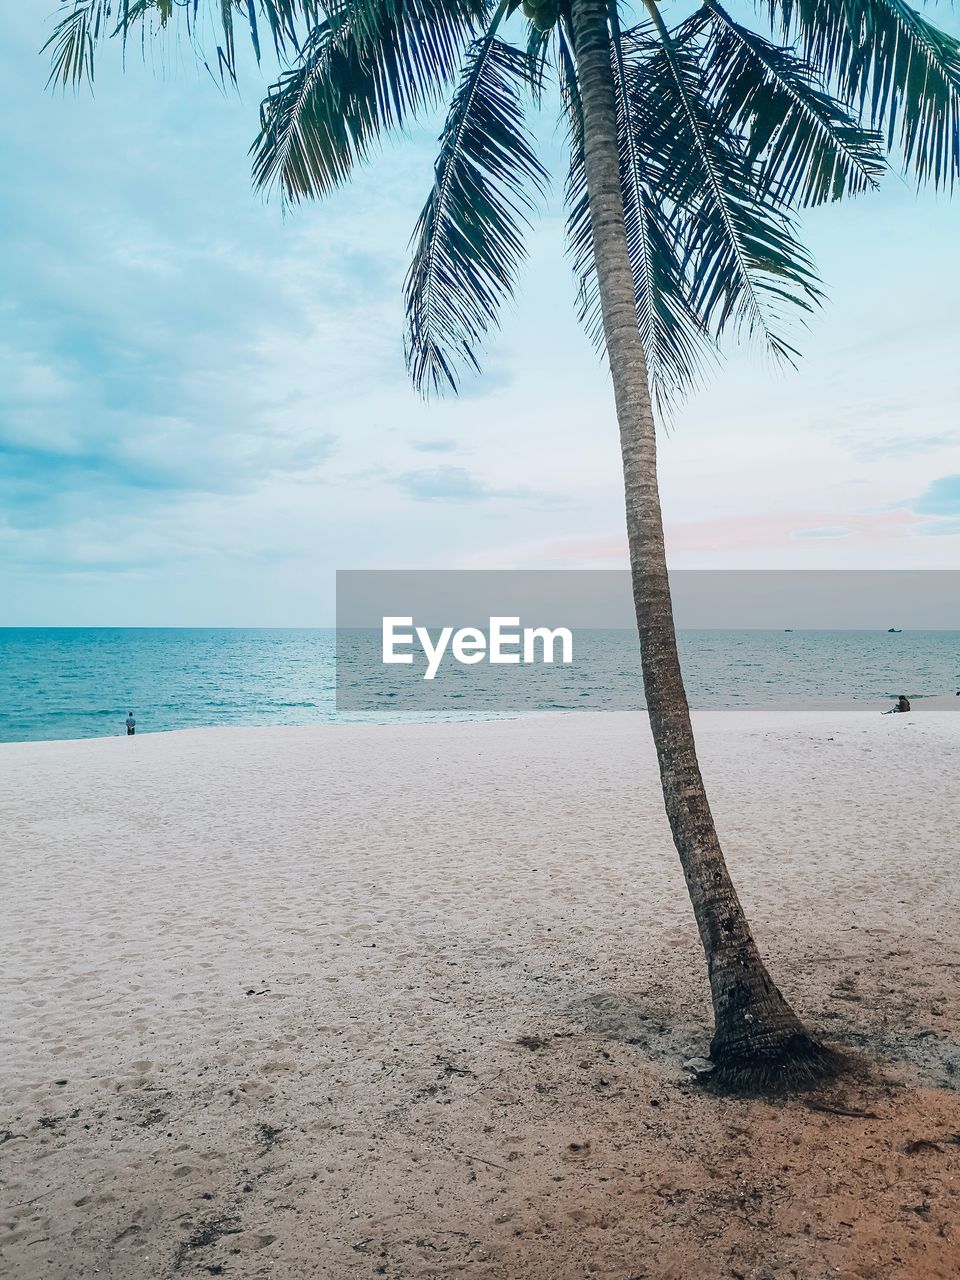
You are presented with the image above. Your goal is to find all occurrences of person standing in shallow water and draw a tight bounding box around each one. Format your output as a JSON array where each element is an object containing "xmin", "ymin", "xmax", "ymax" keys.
[{"xmin": 125, "ymin": 711, "xmax": 136, "ymax": 736}]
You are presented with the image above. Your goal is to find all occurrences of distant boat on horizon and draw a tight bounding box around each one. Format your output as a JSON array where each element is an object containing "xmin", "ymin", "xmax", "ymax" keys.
[{"xmin": 887, "ymin": 627, "xmax": 902, "ymax": 633}]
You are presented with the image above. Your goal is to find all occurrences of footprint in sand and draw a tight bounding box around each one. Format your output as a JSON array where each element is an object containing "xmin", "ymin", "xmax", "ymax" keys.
[
  {"xmin": 234, "ymin": 1080, "xmax": 276, "ymax": 1102},
  {"xmin": 563, "ymin": 1140, "xmax": 593, "ymax": 1163}
]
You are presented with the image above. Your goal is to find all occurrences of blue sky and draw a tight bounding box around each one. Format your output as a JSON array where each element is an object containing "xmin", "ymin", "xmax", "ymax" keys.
[{"xmin": 2, "ymin": 3, "xmax": 959, "ymax": 625}]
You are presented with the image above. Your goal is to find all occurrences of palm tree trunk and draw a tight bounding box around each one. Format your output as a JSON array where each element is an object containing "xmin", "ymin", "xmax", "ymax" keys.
[{"xmin": 569, "ymin": 0, "xmax": 833, "ymax": 1089}]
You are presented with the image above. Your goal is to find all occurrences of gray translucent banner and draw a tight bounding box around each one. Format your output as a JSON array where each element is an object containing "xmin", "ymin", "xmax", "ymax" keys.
[{"xmin": 336, "ymin": 571, "xmax": 960, "ymax": 714}]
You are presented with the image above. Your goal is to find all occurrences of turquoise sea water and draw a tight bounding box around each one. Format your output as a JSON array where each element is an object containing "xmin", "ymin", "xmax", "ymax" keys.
[{"xmin": 1, "ymin": 628, "xmax": 958, "ymax": 743}]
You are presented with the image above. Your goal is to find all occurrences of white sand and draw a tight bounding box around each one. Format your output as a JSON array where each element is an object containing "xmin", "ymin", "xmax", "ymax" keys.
[{"xmin": 2, "ymin": 709, "xmax": 959, "ymax": 1279}]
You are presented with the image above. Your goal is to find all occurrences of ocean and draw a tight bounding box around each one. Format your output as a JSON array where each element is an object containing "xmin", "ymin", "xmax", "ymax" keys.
[{"xmin": 1, "ymin": 628, "xmax": 958, "ymax": 743}]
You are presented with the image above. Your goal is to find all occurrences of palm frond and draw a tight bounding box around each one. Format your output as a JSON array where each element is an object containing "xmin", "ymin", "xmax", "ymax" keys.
[
  {"xmin": 43, "ymin": 1, "xmax": 114, "ymax": 87},
  {"xmin": 565, "ymin": 15, "xmax": 714, "ymax": 409},
  {"xmin": 45, "ymin": 1, "xmax": 371, "ymax": 86},
  {"xmin": 404, "ymin": 33, "xmax": 548, "ymax": 394},
  {"xmin": 700, "ymin": 1, "xmax": 887, "ymax": 206},
  {"xmin": 525, "ymin": 18, "xmax": 552, "ymax": 102},
  {"xmin": 117, "ymin": 1, "xmax": 327, "ymax": 58},
  {"xmin": 251, "ymin": 0, "xmax": 490, "ymax": 201},
  {"xmin": 762, "ymin": 0, "xmax": 960, "ymax": 186},
  {"xmin": 625, "ymin": 16, "xmax": 822, "ymax": 362},
  {"xmin": 555, "ymin": 14, "xmax": 581, "ymax": 122}
]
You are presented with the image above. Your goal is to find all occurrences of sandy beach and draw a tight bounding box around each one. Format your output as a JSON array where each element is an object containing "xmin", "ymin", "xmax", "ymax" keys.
[{"xmin": 2, "ymin": 708, "xmax": 959, "ymax": 1279}]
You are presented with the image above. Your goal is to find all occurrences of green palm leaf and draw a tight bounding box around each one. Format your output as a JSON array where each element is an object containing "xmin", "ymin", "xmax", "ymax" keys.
[
  {"xmin": 44, "ymin": 1, "xmax": 117, "ymax": 87},
  {"xmin": 625, "ymin": 16, "xmax": 822, "ymax": 362},
  {"xmin": 763, "ymin": 0, "xmax": 960, "ymax": 185},
  {"xmin": 43, "ymin": 1, "xmax": 322, "ymax": 86},
  {"xmin": 700, "ymin": 1, "xmax": 887, "ymax": 206},
  {"xmin": 43, "ymin": 0, "xmax": 458, "ymax": 87},
  {"xmin": 405, "ymin": 31, "xmax": 548, "ymax": 394},
  {"xmin": 525, "ymin": 22, "xmax": 552, "ymax": 102},
  {"xmin": 251, "ymin": 0, "xmax": 491, "ymax": 201}
]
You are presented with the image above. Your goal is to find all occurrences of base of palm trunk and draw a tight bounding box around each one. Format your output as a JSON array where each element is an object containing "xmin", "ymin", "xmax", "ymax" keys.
[
  {"xmin": 703, "ymin": 944, "xmax": 841, "ymax": 1092},
  {"xmin": 708, "ymin": 1029, "xmax": 841, "ymax": 1093}
]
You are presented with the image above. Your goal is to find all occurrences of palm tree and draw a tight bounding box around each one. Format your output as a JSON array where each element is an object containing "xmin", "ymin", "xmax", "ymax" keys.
[{"xmin": 46, "ymin": 0, "xmax": 960, "ymax": 1087}]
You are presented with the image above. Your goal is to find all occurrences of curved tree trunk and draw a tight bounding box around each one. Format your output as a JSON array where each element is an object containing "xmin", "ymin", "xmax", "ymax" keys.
[{"xmin": 569, "ymin": 0, "xmax": 833, "ymax": 1089}]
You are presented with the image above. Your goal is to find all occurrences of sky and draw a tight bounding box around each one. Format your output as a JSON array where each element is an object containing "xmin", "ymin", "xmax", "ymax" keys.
[{"xmin": 2, "ymin": 3, "xmax": 959, "ymax": 626}]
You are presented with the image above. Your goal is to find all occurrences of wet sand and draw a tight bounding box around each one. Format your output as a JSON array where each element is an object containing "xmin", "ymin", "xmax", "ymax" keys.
[{"xmin": 2, "ymin": 709, "xmax": 959, "ymax": 1278}]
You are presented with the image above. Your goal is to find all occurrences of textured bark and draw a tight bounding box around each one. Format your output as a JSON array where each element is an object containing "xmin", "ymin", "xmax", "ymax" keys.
[{"xmin": 569, "ymin": 0, "xmax": 832, "ymax": 1088}]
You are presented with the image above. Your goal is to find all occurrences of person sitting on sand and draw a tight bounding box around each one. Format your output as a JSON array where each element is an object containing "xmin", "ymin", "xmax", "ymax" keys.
[
  {"xmin": 125, "ymin": 711, "xmax": 136, "ymax": 736},
  {"xmin": 883, "ymin": 695, "xmax": 910, "ymax": 714}
]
